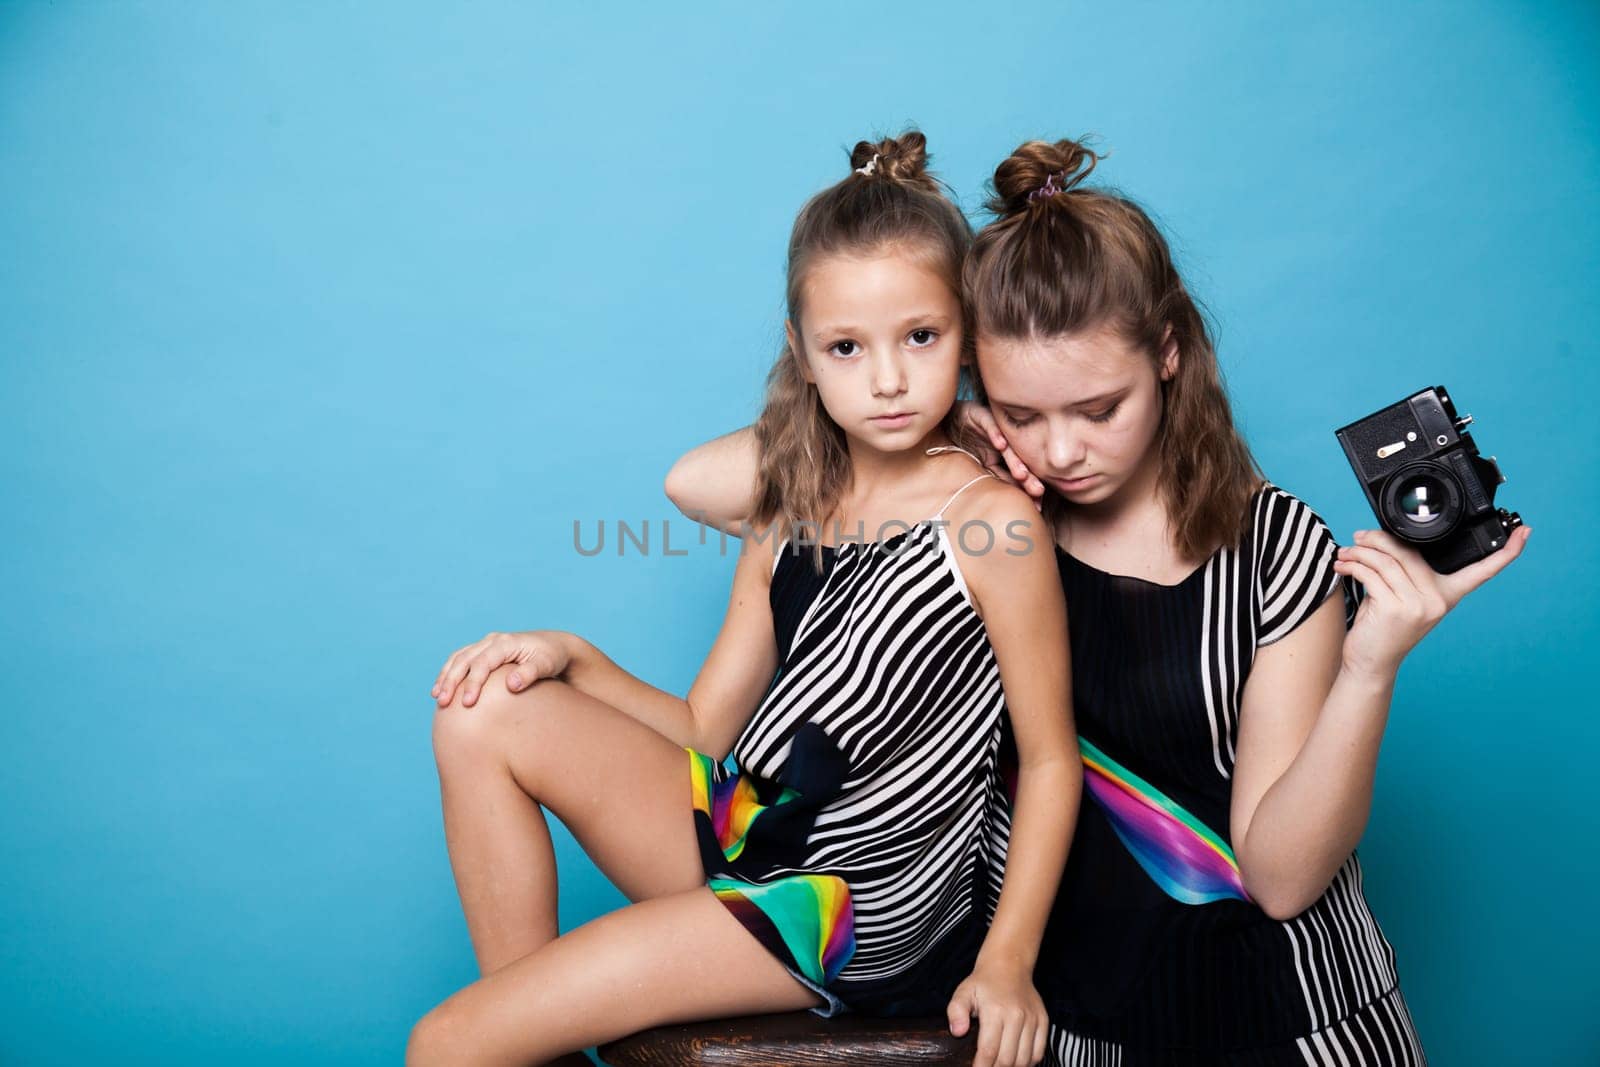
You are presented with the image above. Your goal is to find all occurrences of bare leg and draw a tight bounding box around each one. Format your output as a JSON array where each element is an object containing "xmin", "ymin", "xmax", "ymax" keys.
[
  {"xmin": 432, "ymin": 667, "xmax": 706, "ymax": 975},
  {"xmin": 407, "ymin": 886, "xmax": 822, "ymax": 1066}
]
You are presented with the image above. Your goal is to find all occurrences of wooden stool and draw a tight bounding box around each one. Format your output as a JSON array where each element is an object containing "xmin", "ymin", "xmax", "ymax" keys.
[{"xmin": 598, "ymin": 1011, "xmax": 975, "ymax": 1065}]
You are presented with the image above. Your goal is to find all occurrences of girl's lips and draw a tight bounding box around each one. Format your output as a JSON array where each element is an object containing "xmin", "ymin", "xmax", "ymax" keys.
[
  {"xmin": 1050, "ymin": 474, "xmax": 1101, "ymax": 492},
  {"xmin": 870, "ymin": 413, "xmax": 915, "ymax": 427}
]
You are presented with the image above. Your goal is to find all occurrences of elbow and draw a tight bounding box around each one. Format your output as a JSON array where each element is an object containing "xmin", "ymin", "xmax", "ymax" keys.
[
  {"xmin": 1241, "ymin": 867, "xmax": 1324, "ymax": 921},
  {"xmin": 1253, "ymin": 889, "xmax": 1315, "ymax": 923},
  {"xmin": 663, "ymin": 458, "xmax": 695, "ymax": 517}
]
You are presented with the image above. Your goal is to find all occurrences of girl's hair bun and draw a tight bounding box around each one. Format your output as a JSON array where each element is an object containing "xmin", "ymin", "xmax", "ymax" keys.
[
  {"xmin": 987, "ymin": 137, "xmax": 1103, "ymax": 217},
  {"xmin": 849, "ymin": 131, "xmax": 933, "ymax": 187}
]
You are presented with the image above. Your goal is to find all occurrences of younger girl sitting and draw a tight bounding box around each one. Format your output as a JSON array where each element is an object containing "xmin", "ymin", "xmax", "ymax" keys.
[{"xmin": 411, "ymin": 132, "xmax": 1078, "ymax": 1067}]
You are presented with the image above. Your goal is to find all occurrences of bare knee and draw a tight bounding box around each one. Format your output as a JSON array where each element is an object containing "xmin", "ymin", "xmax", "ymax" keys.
[
  {"xmin": 431, "ymin": 670, "xmax": 576, "ymax": 777},
  {"xmin": 406, "ymin": 998, "xmax": 474, "ymax": 1066}
]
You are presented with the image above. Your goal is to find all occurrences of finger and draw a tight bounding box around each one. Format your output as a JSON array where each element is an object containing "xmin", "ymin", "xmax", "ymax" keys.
[
  {"xmin": 993, "ymin": 1014, "xmax": 1020, "ymax": 1067},
  {"xmin": 969, "ymin": 404, "xmax": 1005, "ymax": 449},
  {"xmin": 434, "ymin": 646, "xmax": 475, "ymax": 701},
  {"xmin": 1032, "ymin": 1017, "xmax": 1048, "ymax": 1064},
  {"xmin": 946, "ymin": 988, "xmax": 973, "ymax": 1038},
  {"xmin": 436, "ymin": 650, "xmax": 475, "ymax": 706},
  {"xmin": 1438, "ymin": 524, "xmax": 1530, "ymax": 603},
  {"xmin": 1023, "ymin": 472, "xmax": 1045, "ymax": 500},
  {"xmin": 459, "ymin": 657, "xmax": 496, "ymax": 707},
  {"xmin": 1011, "ymin": 1017, "xmax": 1036, "ymax": 1067},
  {"xmin": 1332, "ymin": 557, "xmax": 1395, "ymax": 605},
  {"xmin": 1353, "ymin": 529, "xmax": 1438, "ymax": 600},
  {"xmin": 431, "ymin": 654, "xmax": 455, "ymax": 700},
  {"xmin": 1337, "ymin": 545, "xmax": 1419, "ymax": 607},
  {"xmin": 975, "ymin": 1014, "xmax": 1002, "ymax": 1067},
  {"xmin": 1003, "ymin": 447, "xmax": 1031, "ymax": 485}
]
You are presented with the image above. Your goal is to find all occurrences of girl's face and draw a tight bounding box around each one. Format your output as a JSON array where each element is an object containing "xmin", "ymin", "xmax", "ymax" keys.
[
  {"xmin": 787, "ymin": 249, "xmax": 963, "ymax": 454},
  {"xmin": 977, "ymin": 321, "xmax": 1176, "ymax": 507}
]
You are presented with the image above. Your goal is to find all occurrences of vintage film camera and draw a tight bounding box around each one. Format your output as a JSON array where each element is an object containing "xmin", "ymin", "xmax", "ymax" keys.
[{"xmin": 1335, "ymin": 386, "xmax": 1522, "ymax": 574}]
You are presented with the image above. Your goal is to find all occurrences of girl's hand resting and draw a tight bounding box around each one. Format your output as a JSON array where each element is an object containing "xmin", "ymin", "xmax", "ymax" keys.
[
  {"xmin": 432, "ymin": 630, "xmax": 572, "ymax": 707},
  {"xmin": 956, "ymin": 401, "xmax": 1046, "ymax": 502},
  {"xmin": 946, "ymin": 959, "xmax": 1048, "ymax": 1067},
  {"xmin": 1333, "ymin": 525, "xmax": 1531, "ymax": 679}
]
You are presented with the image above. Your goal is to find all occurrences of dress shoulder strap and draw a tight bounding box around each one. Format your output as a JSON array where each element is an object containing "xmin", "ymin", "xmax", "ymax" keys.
[{"xmin": 925, "ymin": 444, "xmax": 997, "ymax": 518}]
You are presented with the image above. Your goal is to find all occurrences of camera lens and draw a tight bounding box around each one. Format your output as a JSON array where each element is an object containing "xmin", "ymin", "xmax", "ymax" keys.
[
  {"xmin": 1381, "ymin": 464, "xmax": 1462, "ymax": 542},
  {"xmin": 1398, "ymin": 478, "xmax": 1447, "ymax": 525}
]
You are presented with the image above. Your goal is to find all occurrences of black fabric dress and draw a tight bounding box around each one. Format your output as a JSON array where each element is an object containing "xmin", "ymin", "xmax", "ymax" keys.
[{"xmin": 1038, "ymin": 486, "xmax": 1428, "ymax": 1066}]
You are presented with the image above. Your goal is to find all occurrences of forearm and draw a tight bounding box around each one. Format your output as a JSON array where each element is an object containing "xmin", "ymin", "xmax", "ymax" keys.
[
  {"xmin": 663, "ymin": 425, "xmax": 758, "ymax": 536},
  {"xmin": 976, "ymin": 754, "xmax": 1080, "ymax": 970},
  {"xmin": 556, "ymin": 633, "xmax": 700, "ymax": 749},
  {"xmin": 1238, "ymin": 665, "xmax": 1396, "ymax": 918}
]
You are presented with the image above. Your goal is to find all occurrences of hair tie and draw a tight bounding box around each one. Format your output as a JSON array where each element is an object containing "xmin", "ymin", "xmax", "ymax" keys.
[
  {"xmin": 1028, "ymin": 169, "xmax": 1070, "ymax": 203},
  {"xmin": 855, "ymin": 154, "xmax": 879, "ymax": 177}
]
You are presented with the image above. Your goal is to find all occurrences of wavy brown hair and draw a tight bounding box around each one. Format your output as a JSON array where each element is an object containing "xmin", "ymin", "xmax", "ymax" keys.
[
  {"xmin": 752, "ymin": 130, "xmax": 984, "ymax": 564},
  {"xmin": 962, "ymin": 136, "xmax": 1262, "ymax": 560}
]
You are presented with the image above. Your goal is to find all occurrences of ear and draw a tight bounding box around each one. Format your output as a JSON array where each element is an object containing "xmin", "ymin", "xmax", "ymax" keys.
[
  {"xmin": 1157, "ymin": 325, "xmax": 1179, "ymax": 382},
  {"xmin": 786, "ymin": 320, "xmax": 814, "ymax": 383}
]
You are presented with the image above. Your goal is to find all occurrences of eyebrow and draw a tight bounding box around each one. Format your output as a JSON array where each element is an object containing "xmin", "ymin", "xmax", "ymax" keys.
[
  {"xmin": 809, "ymin": 311, "xmax": 954, "ymax": 342},
  {"xmin": 996, "ymin": 388, "xmax": 1126, "ymax": 413}
]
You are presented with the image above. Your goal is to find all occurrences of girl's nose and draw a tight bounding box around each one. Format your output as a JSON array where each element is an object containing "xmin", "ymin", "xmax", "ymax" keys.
[
  {"xmin": 1047, "ymin": 424, "xmax": 1086, "ymax": 470},
  {"xmin": 870, "ymin": 350, "xmax": 908, "ymax": 398}
]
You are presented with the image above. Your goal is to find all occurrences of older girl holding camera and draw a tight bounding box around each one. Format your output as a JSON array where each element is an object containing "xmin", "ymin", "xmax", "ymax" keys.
[{"xmin": 666, "ymin": 137, "xmax": 1528, "ymax": 1065}]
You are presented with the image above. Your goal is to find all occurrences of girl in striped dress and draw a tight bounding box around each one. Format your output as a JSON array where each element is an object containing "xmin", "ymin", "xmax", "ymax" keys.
[
  {"xmin": 412, "ymin": 132, "xmax": 1078, "ymax": 1067},
  {"xmin": 664, "ymin": 139, "xmax": 1528, "ymax": 1065}
]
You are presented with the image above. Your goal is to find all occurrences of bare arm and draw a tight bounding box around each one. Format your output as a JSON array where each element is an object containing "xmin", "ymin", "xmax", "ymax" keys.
[
  {"xmin": 943, "ymin": 481, "xmax": 1079, "ymax": 1067},
  {"xmin": 1231, "ymin": 525, "xmax": 1530, "ymax": 919},
  {"xmin": 433, "ymin": 533, "xmax": 781, "ymax": 755},
  {"xmin": 663, "ymin": 425, "xmax": 759, "ymax": 536},
  {"xmin": 561, "ymin": 533, "xmax": 779, "ymax": 753}
]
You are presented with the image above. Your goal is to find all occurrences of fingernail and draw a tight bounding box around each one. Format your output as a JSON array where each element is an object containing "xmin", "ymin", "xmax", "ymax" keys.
[{"xmin": 509, "ymin": 673, "xmax": 523, "ymax": 689}]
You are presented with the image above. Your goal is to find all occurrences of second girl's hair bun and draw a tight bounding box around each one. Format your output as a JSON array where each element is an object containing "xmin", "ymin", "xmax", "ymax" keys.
[
  {"xmin": 850, "ymin": 130, "xmax": 933, "ymax": 187},
  {"xmin": 987, "ymin": 136, "xmax": 1104, "ymax": 216}
]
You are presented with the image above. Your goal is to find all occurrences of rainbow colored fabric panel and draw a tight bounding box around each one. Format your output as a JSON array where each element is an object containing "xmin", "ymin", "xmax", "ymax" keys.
[
  {"xmin": 709, "ymin": 875, "xmax": 856, "ymax": 986},
  {"xmin": 688, "ymin": 749, "xmax": 800, "ymax": 862},
  {"xmin": 1079, "ymin": 737, "xmax": 1251, "ymax": 905}
]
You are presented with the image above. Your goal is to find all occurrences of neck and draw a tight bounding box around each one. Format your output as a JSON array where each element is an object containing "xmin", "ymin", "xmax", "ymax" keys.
[
  {"xmin": 844, "ymin": 424, "xmax": 951, "ymax": 497},
  {"xmin": 1065, "ymin": 443, "xmax": 1174, "ymax": 553}
]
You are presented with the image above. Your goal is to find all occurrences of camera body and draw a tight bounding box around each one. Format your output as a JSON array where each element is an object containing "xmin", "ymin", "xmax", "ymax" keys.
[{"xmin": 1335, "ymin": 386, "xmax": 1522, "ymax": 574}]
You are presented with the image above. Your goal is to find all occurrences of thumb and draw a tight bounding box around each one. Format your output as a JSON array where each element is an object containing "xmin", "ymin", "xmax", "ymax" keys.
[{"xmin": 947, "ymin": 986, "xmax": 975, "ymax": 1036}]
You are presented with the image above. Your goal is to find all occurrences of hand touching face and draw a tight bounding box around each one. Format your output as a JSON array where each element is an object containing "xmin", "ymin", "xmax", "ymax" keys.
[{"xmin": 976, "ymin": 321, "xmax": 1175, "ymax": 508}]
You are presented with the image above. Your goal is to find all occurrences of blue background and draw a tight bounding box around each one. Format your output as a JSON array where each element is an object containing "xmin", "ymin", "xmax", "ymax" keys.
[{"xmin": 2, "ymin": 2, "xmax": 1595, "ymax": 1063}]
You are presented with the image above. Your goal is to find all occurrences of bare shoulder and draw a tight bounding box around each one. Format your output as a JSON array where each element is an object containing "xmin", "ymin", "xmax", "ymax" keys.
[
  {"xmin": 939, "ymin": 476, "xmax": 1057, "ymax": 613},
  {"xmin": 943, "ymin": 474, "xmax": 1042, "ymax": 534}
]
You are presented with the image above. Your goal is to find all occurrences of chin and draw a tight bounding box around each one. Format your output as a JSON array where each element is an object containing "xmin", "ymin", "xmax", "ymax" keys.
[{"xmin": 1056, "ymin": 477, "xmax": 1120, "ymax": 506}]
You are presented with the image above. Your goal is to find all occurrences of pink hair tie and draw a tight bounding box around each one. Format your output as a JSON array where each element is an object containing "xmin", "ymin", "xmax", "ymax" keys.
[{"xmin": 1028, "ymin": 169, "xmax": 1070, "ymax": 203}]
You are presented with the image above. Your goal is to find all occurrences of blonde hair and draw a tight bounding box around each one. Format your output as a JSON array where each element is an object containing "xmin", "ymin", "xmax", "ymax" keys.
[
  {"xmin": 752, "ymin": 130, "xmax": 984, "ymax": 565},
  {"xmin": 963, "ymin": 137, "xmax": 1262, "ymax": 560}
]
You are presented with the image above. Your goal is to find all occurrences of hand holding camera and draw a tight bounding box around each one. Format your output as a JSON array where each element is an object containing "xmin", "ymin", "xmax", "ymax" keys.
[{"xmin": 1333, "ymin": 386, "xmax": 1531, "ymax": 678}]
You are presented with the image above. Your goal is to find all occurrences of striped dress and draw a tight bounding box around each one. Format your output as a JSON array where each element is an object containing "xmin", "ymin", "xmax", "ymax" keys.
[
  {"xmin": 1040, "ymin": 485, "xmax": 1427, "ymax": 1066},
  {"xmin": 690, "ymin": 456, "xmax": 1014, "ymax": 1016}
]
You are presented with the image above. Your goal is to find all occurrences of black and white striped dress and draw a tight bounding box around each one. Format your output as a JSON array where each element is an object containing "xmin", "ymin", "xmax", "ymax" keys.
[
  {"xmin": 693, "ymin": 459, "xmax": 1014, "ymax": 1016},
  {"xmin": 1040, "ymin": 485, "xmax": 1427, "ymax": 1066}
]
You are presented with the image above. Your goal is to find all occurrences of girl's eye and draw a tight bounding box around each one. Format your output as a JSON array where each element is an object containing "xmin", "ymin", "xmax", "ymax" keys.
[
  {"xmin": 828, "ymin": 340, "xmax": 860, "ymax": 358},
  {"xmin": 908, "ymin": 328, "xmax": 938, "ymax": 347},
  {"xmin": 1002, "ymin": 409, "xmax": 1038, "ymax": 427},
  {"xmin": 1086, "ymin": 403, "xmax": 1121, "ymax": 424}
]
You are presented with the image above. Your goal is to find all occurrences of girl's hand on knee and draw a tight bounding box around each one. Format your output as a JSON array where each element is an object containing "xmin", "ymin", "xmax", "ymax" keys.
[
  {"xmin": 946, "ymin": 961, "xmax": 1049, "ymax": 1067},
  {"xmin": 432, "ymin": 630, "xmax": 573, "ymax": 707},
  {"xmin": 1333, "ymin": 524, "xmax": 1530, "ymax": 679}
]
